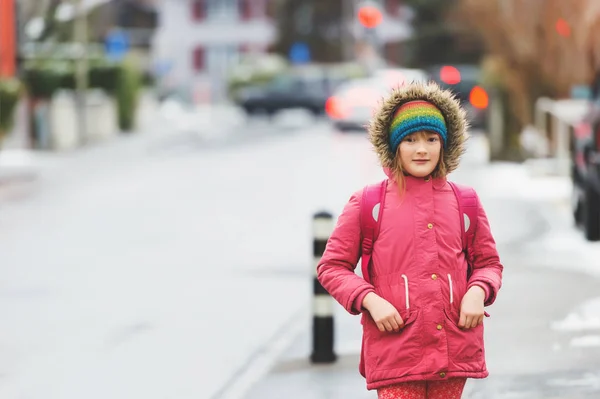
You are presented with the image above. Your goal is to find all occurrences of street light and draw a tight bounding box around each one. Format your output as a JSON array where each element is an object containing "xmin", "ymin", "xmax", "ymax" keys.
[
  {"xmin": 357, "ymin": 5, "xmax": 383, "ymax": 29},
  {"xmin": 356, "ymin": 3, "xmax": 384, "ymax": 68}
]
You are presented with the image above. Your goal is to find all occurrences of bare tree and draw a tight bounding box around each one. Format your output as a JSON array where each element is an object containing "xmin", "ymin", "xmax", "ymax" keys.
[{"xmin": 456, "ymin": 0, "xmax": 600, "ymax": 129}]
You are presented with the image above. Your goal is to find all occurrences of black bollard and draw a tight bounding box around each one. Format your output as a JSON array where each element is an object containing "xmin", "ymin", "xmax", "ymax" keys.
[{"xmin": 310, "ymin": 211, "xmax": 337, "ymax": 364}]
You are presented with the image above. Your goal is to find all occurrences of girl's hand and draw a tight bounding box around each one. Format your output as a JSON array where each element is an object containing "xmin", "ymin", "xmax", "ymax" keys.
[
  {"xmin": 362, "ymin": 292, "xmax": 404, "ymax": 333},
  {"xmin": 459, "ymin": 286, "xmax": 486, "ymax": 329}
]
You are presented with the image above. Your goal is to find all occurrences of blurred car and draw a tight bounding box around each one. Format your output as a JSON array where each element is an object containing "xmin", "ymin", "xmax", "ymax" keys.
[
  {"xmin": 571, "ymin": 72, "xmax": 600, "ymax": 241},
  {"xmin": 426, "ymin": 64, "xmax": 490, "ymax": 131},
  {"xmin": 227, "ymin": 53, "xmax": 290, "ymax": 101},
  {"xmin": 325, "ymin": 68, "xmax": 430, "ymax": 132},
  {"xmin": 374, "ymin": 68, "xmax": 431, "ymax": 86},
  {"xmin": 234, "ymin": 64, "xmax": 366, "ymax": 117}
]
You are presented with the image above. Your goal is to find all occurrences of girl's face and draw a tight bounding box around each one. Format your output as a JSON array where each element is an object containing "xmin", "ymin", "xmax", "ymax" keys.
[{"xmin": 398, "ymin": 131, "xmax": 442, "ymax": 177}]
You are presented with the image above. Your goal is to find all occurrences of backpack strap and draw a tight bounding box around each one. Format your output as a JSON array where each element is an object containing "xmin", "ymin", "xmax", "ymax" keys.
[
  {"xmin": 448, "ymin": 181, "xmax": 480, "ymax": 279},
  {"xmin": 359, "ymin": 179, "xmax": 388, "ymax": 285}
]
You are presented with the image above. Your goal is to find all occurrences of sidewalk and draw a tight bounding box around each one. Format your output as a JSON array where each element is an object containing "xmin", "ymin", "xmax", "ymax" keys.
[
  {"xmin": 239, "ymin": 300, "xmax": 486, "ymax": 399},
  {"xmin": 0, "ymin": 97, "xmax": 248, "ymax": 204},
  {"xmin": 241, "ymin": 306, "xmax": 374, "ymax": 399},
  {"xmin": 238, "ymin": 159, "xmax": 596, "ymax": 399}
]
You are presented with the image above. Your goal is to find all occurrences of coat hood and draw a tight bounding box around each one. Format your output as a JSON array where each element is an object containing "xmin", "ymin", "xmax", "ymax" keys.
[{"xmin": 367, "ymin": 81, "xmax": 468, "ymax": 176}]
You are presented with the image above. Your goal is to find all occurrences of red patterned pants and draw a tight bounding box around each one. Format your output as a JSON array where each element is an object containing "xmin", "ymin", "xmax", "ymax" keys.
[{"xmin": 377, "ymin": 378, "xmax": 467, "ymax": 399}]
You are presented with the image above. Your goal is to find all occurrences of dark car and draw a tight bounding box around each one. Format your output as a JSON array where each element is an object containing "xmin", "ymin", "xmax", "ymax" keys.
[
  {"xmin": 234, "ymin": 66, "xmax": 357, "ymax": 117},
  {"xmin": 571, "ymin": 72, "xmax": 600, "ymax": 241},
  {"xmin": 426, "ymin": 64, "xmax": 490, "ymax": 131}
]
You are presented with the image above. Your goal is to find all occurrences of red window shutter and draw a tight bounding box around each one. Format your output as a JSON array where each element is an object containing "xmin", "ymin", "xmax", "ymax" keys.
[
  {"xmin": 239, "ymin": 0, "xmax": 252, "ymax": 21},
  {"xmin": 191, "ymin": 0, "xmax": 206, "ymax": 21},
  {"xmin": 193, "ymin": 47, "xmax": 205, "ymax": 71},
  {"xmin": 386, "ymin": 0, "xmax": 400, "ymax": 16}
]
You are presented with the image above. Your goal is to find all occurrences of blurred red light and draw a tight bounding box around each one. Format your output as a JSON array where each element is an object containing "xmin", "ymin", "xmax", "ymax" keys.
[
  {"xmin": 325, "ymin": 96, "xmax": 349, "ymax": 119},
  {"xmin": 469, "ymin": 86, "xmax": 489, "ymax": 109},
  {"xmin": 357, "ymin": 6, "xmax": 383, "ymax": 29},
  {"xmin": 440, "ymin": 66, "xmax": 461, "ymax": 84},
  {"xmin": 556, "ymin": 18, "xmax": 571, "ymax": 37}
]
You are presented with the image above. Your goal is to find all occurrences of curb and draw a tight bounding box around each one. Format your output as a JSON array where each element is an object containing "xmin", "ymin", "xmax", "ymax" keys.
[
  {"xmin": 211, "ymin": 308, "xmax": 309, "ymax": 399},
  {"xmin": 0, "ymin": 172, "xmax": 39, "ymax": 203},
  {"xmin": 0, "ymin": 150, "xmax": 41, "ymax": 201}
]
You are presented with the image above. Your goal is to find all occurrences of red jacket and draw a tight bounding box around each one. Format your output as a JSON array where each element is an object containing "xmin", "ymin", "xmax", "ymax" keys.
[{"xmin": 316, "ymin": 82, "xmax": 503, "ymax": 390}]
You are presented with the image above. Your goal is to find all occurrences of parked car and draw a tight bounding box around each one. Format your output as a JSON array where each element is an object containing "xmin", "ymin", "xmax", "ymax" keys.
[
  {"xmin": 234, "ymin": 64, "xmax": 366, "ymax": 117},
  {"xmin": 571, "ymin": 72, "xmax": 600, "ymax": 241},
  {"xmin": 227, "ymin": 53, "xmax": 290, "ymax": 101},
  {"xmin": 426, "ymin": 64, "xmax": 490, "ymax": 131},
  {"xmin": 325, "ymin": 68, "xmax": 430, "ymax": 131},
  {"xmin": 373, "ymin": 68, "xmax": 430, "ymax": 87}
]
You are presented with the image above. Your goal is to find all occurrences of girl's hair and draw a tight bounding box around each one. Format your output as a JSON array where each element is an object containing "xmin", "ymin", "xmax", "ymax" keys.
[{"xmin": 393, "ymin": 131, "xmax": 447, "ymax": 196}]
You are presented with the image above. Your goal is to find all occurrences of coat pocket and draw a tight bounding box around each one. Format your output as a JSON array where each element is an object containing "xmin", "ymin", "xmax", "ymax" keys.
[
  {"xmin": 374, "ymin": 273, "xmax": 411, "ymax": 313},
  {"xmin": 443, "ymin": 307, "xmax": 485, "ymax": 371},
  {"xmin": 448, "ymin": 273, "xmax": 491, "ymax": 318},
  {"xmin": 370, "ymin": 309, "xmax": 423, "ymax": 371}
]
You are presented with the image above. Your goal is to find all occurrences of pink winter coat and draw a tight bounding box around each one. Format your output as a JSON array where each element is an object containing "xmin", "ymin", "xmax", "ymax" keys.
[{"xmin": 316, "ymin": 82, "xmax": 504, "ymax": 390}]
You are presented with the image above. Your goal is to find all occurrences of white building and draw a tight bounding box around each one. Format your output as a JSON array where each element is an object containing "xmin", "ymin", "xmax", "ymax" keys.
[
  {"xmin": 151, "ymin": 0, "xmax": 412, "ymax": 104},
  {"xmin": 152, "ymin": 0, "xmax": 276, "ymax": 103}
]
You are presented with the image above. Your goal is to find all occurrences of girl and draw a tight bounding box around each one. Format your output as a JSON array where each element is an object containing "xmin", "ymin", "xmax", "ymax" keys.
[{"xmin": 317, "ymin": 82, "xmax": 503, "ymax": 399}]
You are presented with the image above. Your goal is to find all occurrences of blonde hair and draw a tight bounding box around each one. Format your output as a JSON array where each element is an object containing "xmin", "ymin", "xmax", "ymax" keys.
[{"xmin": 393, "ymin": 132, "xmax": 447, "ymax": 196}]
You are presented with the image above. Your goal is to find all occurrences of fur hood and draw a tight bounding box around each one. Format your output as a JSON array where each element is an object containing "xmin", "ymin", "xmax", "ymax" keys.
[{"xmin": 367, "ymin": 81, "xmax": 468, "ymax": 176}]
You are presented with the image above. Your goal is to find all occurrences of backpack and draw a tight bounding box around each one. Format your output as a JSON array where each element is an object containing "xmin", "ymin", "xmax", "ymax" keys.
[{"xmin": 359, "ymin": 179, "xmax": 479, "ymax": 284}]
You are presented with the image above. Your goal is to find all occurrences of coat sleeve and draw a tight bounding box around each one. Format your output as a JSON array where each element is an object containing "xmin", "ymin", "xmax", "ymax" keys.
[
  {"xmin": 316, "ymin": 189, "xmax": 376, "ymax": 315},
  {"xmin": 466, "ymin": 193, "xmax": 504, "ymax": 307}
]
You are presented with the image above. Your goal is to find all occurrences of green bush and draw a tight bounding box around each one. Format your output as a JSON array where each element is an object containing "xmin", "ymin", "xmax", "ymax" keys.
[
  {"xmin": 88, "ymin": 60, "xmax": 120, "ymax": 93},
  {"xmin": 22, "ymin": 58, "xmax": 143, "ymax": 132},
  {"xmin": 23, "ymin": 60, "xmax": 120, "ymax": 98},
  {"xmin": 141, "ymin": 71, "xmax": 156, "ymax": 88},
  {"xmin": 0, "ymin": 78, "xmax": 23, "ymax": 138},
  {"xmin": 23, "ymin": 63, "xmax": 65, "ymax": 99},
  {"xmin": 115, "ymin": 60, "xmax": 142, "ymax": 132}
]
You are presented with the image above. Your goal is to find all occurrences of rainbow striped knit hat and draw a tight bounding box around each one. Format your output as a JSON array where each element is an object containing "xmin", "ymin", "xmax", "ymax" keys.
[{"xmin": 388, "ymin": 100, "xmax": 448, "ymax": 153}]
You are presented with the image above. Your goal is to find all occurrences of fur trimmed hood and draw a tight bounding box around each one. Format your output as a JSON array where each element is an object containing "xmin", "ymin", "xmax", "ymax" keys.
[{"xmin": 367, "ymin": 81, "xmax": 468, "ymax": 176}]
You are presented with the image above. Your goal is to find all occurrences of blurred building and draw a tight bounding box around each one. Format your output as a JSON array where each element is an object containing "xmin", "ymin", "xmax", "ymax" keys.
[
  {"xmin": 151, "ymin": 0, "xmax": 276, "ymax": 103},
  {"xmin": 87, "ymin": 0, "xmax": 159, "ymax": 75},
  {"xmin": 93, "ymin": 0, "xmax": 159, "ymax": 49}
]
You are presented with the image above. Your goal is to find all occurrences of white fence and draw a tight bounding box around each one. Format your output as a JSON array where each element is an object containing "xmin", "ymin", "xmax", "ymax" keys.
[{"xmin": 522, "ymin": 97, "xmax": 589, "ymax": 176}]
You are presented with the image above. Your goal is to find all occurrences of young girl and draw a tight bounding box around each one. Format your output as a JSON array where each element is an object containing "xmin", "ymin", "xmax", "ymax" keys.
[{"xmin": 317, "ymin": 82, "xmax": 503, "ymax": 399}]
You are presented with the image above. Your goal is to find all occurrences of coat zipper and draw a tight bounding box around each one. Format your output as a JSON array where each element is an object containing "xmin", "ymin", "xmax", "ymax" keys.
[
  {"xmin": 401, "ymin": 274, "xmax": 410, "ymax": 309},
  {"xmin": 447, "ymin": 274, "xmax": 453, "ymax": 304}
]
